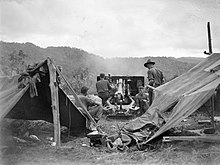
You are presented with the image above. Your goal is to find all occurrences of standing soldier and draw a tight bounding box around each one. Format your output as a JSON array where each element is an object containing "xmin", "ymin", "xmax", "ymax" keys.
[
  {"xmin": 144, "ymin": 59, "xmax": 165, "ymax": 105},
  {"xmin": 96, "ymin": 73, "xmax": 112, "ymax": 106}
]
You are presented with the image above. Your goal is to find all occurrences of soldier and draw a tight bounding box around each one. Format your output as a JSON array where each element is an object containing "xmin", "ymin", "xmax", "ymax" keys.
[
  {"xmin": 76, "ymin": 86, "xmax": 103, "ymax": 123},
  {"xmin": 96, "ymin": 73, "xmax": 112, "ymax": 106},
  {"xmin": 134, "ymin": 86, "xmax": 149, "ymax": 115},
  {"xmin": 144, "ymin": 59, "xmax": 165, "ymax": 105}
]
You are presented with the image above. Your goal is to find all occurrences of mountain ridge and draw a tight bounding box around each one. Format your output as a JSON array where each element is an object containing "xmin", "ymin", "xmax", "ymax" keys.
[{"xmin": 0, "ymin": 41, "xmax": 201, "ymax": 92}]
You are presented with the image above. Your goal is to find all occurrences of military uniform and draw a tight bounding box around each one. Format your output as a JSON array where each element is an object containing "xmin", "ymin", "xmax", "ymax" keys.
[
  {"xmin": 147, "ymin": 67, "xmax": 164, "ymax": 105},
  {"xmin": 144, "ymin": 59, "xmax": 165, "ymax": 105},
  {"xmin": 135, "ymin": 92, "xmax": 149, "ymax": 115},
  {"xmin": 96, "ymin": 79, "xmax": 112, "ymax": 105},
  {"xmin": 76, "ymin": 94, "xmax": 103, "ymax": 121}
]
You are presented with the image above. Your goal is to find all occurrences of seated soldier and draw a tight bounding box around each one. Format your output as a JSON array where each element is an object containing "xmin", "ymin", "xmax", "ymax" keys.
[
  {"xmin": 134, "ymin": 86, "xmax": 149, "ymax": 115},
  {"xmin": 76, "ymin": 86, "xmax": 103, "ymax": 123}
]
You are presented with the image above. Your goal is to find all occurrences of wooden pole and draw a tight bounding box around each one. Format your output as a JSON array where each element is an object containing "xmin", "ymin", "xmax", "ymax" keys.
[
  {"xmin": 47, "ymin": 58, "xmax": 61, "ymax": 147},
  {"xmin": 211, "ymin": 95, "xmax": 215, "ymax": 129},
  {"xmin": 203, "ymin": 22, "xmax": 215, "ymax": 124},
  {"xmin": 163, "ymin": 136, "xmax": 220, "ymax": 143},
  {"xmin": 207, "ymin": 22, "xmax": 213, "ymax": 54},
  {"xmin": 51, "ymin": 61, "xmax": 97, "ymax": 127},
  {"xmin": 206, "ymin": 22, "xmax": 216, "ymax": 128},
  {"xmin": 204, "ymin": 22, "xmax": 213, "ymax": 55}
]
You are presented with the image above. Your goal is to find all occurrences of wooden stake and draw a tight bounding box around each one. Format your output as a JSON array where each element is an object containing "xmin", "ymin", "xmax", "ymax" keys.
[{"xmin": 47, "ymin": 58, "xmax": 61, "ymax": 147}]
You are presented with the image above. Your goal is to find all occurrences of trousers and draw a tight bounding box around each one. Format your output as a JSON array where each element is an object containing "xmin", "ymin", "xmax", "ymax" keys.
[
  {"xmin": 98, "ymin": 92, "xmax": 110, "ymax": 106},
  {"xmin": 88, "ymin": 105, "xmax": 103, "ymax": 120}
]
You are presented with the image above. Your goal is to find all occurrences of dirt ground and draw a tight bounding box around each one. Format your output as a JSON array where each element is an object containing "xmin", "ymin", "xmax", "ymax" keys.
[{"xmin": 1, "ymin": 113, "xmax": 220, "ymax": 165}]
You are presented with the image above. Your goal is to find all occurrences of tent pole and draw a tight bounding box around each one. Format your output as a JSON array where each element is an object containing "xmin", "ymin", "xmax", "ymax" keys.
[
  {"xmin": 47, "ymin": 58, "xmax": 61, "ymax": 147},
  {"xmin": 207, "ymin": 22, "xmax": 213, "ymax": 54},
  {"xmin": 204, "ymin": 21, "xmax": 215, "ymax": 128},
  {"xmin": 211, "ymin": 95, "xmax": 215, "ymax": 129},
  {"xmin": 204, "ymin": 22, "xmax": 213, "ymax": 55},
  {"xmin": 51, "ymin": 61, "xmax": 97, "ymax": 127}
]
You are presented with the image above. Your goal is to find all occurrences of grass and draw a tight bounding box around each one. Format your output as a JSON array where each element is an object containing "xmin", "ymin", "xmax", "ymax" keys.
[{"xmin": 1, "ymin": 112, "xmax": 220, "ymax": 165}]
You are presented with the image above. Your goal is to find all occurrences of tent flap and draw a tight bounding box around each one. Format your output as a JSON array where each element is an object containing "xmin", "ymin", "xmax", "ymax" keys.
[
  {"xmin": 0, "ymin": 75, "xmax": 29, "ymax": 120},
  {"xmin": 124, "ymin": 53, "xmax": 220, "ymax": 143}
]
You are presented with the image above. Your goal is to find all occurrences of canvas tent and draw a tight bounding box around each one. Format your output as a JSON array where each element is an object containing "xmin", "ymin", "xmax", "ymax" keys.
[
  {"xmin": 124, "ymin": 53, "xmax": 220, "ymax": 143},
  {"xmin": 0, "ymin": 59, "xmax": 92, "ymax": 135}
]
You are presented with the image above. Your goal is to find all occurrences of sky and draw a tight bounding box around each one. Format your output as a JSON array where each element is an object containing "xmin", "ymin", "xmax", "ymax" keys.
[{"xmin": 0, "ymin": 0, "xmax": 220, "ymax": 58}]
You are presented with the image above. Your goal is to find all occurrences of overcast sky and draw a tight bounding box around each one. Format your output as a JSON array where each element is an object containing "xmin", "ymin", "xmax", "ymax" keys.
[{"xmin": 0, "ymin": 0, "xmax": 220, "ymax": 58}]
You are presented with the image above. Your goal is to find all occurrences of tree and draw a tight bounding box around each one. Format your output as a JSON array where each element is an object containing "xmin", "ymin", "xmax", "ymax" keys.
[
  {"xmin": 61, "ymin": 67, "xmax": 93, "ymax": 94},
  {"xmin": 0, "ymin": 50, "xmax": 28, "ymax": 75}
]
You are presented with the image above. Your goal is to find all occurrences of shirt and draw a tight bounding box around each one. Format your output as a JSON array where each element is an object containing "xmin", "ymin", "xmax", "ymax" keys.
[
  {"xmin": 76, "ymin": 94, "xmax": 97, "ymax": 109},
  {"xmin": 135, "ymin": 93, "xmax": 149, "ymax": 101},
  {"xmin": 147, "ymin": 67, "xmax": 164, "ymax": 86},
  {"xmin": 135, "ymin": 93, "xmax": 149, "ymax": 107},
  {"xmin": 96, "ymin": 79, "xmax": 112, "ymax": 93}
]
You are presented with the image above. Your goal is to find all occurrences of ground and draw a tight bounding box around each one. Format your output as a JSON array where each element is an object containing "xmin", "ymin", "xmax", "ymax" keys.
[{"xmin": 1, "ymin": 113, "xmax": 220, "ymax": 165}]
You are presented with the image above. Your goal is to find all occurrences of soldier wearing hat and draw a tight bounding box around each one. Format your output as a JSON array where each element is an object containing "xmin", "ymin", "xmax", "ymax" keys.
[{"xmin": 144, "ymin": 59, "xmax": 165, "ymax": 105}]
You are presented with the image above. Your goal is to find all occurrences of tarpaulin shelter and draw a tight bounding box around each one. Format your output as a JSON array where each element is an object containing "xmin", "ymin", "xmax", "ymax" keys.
[
  {"xmin": 124, "ymin": 53, "xmax": 220, "ymax": 143},
  {"xmin": 0, "ymin": 59, "xmax": 94, "ymax": 140}
]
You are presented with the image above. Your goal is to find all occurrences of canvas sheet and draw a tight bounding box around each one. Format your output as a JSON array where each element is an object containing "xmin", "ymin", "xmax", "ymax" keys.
[
  {"xmin": 124, "ymin": 53, "xmax": 220, "ymax": 142},
  {"xmin": 0, "ymin": 75, "xmax": 29, "ymax": 120},
  {"xmin": 146, "ymin": 77, "xmax": 220, "ymax": 143}
]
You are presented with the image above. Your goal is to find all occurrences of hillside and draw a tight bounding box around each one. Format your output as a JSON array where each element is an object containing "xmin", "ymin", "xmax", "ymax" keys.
[
  {"xmin": 0, "ymin": 41, "xmax": 199, "ymax": 93},
  {"xmin": 177, "ymin": 57, "xmax": 204, "ymax": 64}
]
